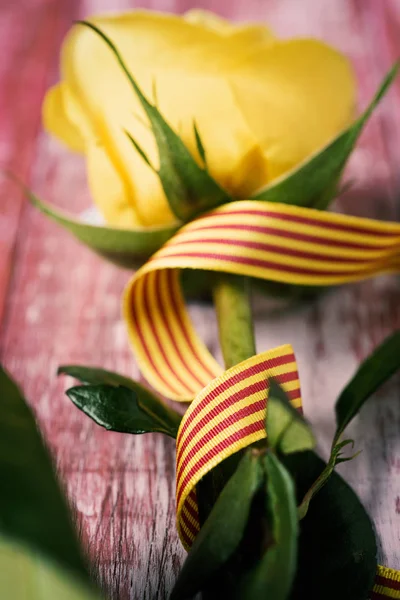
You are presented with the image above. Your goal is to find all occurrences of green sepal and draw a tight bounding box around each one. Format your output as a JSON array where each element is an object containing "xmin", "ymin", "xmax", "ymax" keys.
[
  {"xmin": 284, "ymin": 451, "xmax": 377, "ymax": 600},
  {"xmin": 79, "ymin": 21, "xmax": 232, "ymax": 222},
  {"xmin": 235, "ymin": 452, "xmax": 298, "ymax": 600},
  {"xmin": 266, "ymin": 380, "xmax": 316, "ymax": 455},
  {"xmin": 29, "ymin": 191, "xmax": 179, "ymax": 269},
  {"xmin": 0, "ymin": 366, "xmax": 90, "ymax": 581},
  {"xmin": 59, "ymin": 365, "xmax": 181, "ymax": 438},
  {"xmin": 170, "ymin": 451, "xmax": 263, "ymax": 600},
  {"xmin": 252, "ymin": 63, "xmax": 399, "ymax": 210}
]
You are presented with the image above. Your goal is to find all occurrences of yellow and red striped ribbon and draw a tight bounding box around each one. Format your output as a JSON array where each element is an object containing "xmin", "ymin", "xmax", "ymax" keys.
[
  {"xmin": 124, "ymin": 200, "xmax": 400, "ymax": 402},
  {"xmin": 174, "ymin": 344, "xmax": 301, "ymax": 549},
  {"xmin": 371, "ymin": 566, "xmax": 400, "ymax": 599},
  {"xmin": 123, "ymin": 199, "xmax": 400, "ymax": 598}
]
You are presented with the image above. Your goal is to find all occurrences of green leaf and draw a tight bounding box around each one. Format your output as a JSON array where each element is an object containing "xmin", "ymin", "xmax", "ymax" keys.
[
  {"xmin": 0, "ymin": 537, "xmax": 100, "ymax": 600},
  {"xmin": 59, "ymin": 365, "xmax": 181, "ymax": 437},
  {"xmin": 170, "ymin": 451, "xmax": 262, "ymax": 600},
  {"xmin": 66, "ymin": 383, "xmax": 179, "ymax": 437},
  {"xmin": 334, "ymin": 331, "xmax": 400, "ymax": 444},
  {"xmin": 266, "ymin": 380, "xmax": 316, "ymax": 454},
  {"xmin": 0, "ymin": 366, "xmax": 89, "ymax": 581},
  {"xmin": 29, "ymin": 191, "xmax": 179, "ymax": 269},
  {"xmin": 236, "ymin": 452, "xmax": 298, "ymax": 600},
  {"xmin": 80, "ymin": 21, "xmax": 231, "ymax": 222},
  {"xmin": 252, "ymin": 64, "xmax": 398, "ymax": 210},
  {"xmin": 284, "ymin": 451, "xmax": 377, "ymax": 600}
]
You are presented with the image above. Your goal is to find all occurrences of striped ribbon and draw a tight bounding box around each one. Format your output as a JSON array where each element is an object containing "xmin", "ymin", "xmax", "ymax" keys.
[
  {"xmin": 175, "ymin": 344, "xmax": 301, "ymax": 549},
  {"xmin": 372, "ymin": 566, "xmax": 400, "ymax": 599},
  {"xmin": 124, "ymin": 199, "xmax": 400, "ymax": 402},
  {"xmin": 123, "ymin": 199, "xmax": 400, "ymax": 598}
]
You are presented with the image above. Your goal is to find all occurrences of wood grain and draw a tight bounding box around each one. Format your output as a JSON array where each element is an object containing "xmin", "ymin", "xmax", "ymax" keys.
[{"xmin": 0, "ymin": 0, "xmax": 399, "ymax": 598}]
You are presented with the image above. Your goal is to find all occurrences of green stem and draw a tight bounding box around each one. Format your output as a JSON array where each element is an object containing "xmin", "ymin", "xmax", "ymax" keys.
[
  {"xmin": 196, "ymin": 275, "xmax": 256, "ymax": 598},
  {"xmin": 212, "ymin": 274, "xmax": 256, "ymax": 369}
]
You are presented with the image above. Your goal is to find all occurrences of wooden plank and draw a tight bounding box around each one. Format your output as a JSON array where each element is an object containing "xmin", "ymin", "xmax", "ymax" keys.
[
  {"xmin": 0, "ymin": 1, "xmax": 399, "ymax": 598},
  {"xmin": 0, "ymin": 0, "xmax": 79, "ymax": 326}
]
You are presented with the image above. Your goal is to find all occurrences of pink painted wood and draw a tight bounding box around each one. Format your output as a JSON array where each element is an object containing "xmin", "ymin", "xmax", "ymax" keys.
[{"xmin": 0, "ymin": 0, "xmax": 399, "ymax": 598}]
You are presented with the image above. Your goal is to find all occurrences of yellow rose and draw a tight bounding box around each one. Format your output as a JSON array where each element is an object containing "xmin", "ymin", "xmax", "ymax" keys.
[{"xmin": 43, "ymin": 9, "xmax": 356, "ymax": 229}]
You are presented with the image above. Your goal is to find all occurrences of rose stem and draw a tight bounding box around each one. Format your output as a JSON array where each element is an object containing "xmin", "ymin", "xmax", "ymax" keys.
[{"xmin": 196, "ymin": 274, "xmax": 256, "ymax": 587}]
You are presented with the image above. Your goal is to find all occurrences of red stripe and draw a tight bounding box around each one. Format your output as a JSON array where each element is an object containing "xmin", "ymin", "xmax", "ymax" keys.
[
  {"xmin": 170, "ymin": 236, "xmax": 386, "ymax": 264},
  {"xmin": 183, "ymin": 500, "xmax": 199, "ymax": 524},
  {"xmin": 166, "ymin": 269, "xmax": 216, "ymax": 381},
  {"xmin": 187, "ymin": 222, "xmax": 394, "ymax": 252},
  {"xmin": 176, "ymin": 372, "xmax": 299, "ymax": 467},
  {"xmin": 129, "ymin": 281, "xmax": 179, "ymax": 394},
  {"xmin": 374, "ymin": 576, "xmax": 400, "ymax": 591},
  {"xmin": 176, "ymin": 398, "xmax": 266, "ymax": 485},
  {"xmin": 370, "ymin": 593, "xmax": 398, "ymax": 600},
  {"xmin": 181, "ymin": 510, "xmax": 199, "ymax": 534},
  {"xmin": 177, "ymin": 420, "xmax": 263, "ymax": 507},
  {"xmin": 142, "ymin": 273, "xmax": 191, "ymax": 395},
  {"xmin": 180, "ymin": 520, "xmax": 196, "ymax": 547},
  {"xmin": 154, "ymin": 270, "xmax": 205, "ymax": 390},
  {"xmin": 159, "ymin": 251, "xmax": 384, "ymax": 278},
  {"xmin": 177, "ymin": 353, "xmax": 297, "ymax": 442},
  {"xmin": 198, "ymin": 208, "xmax": 400, "ymax": 238}
]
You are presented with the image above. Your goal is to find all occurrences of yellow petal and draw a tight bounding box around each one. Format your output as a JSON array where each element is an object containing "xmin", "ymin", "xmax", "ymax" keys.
[
  {"xmin": 184, "ymin": 9, "xmax": 238, "ymax": 34},
  {"xmin": 150, "ymin": 71, "xmax": 269, "ymax": 197},
  {"xmin": 230, "ymin": 38, "xmax": 356, "ymax": 181},
  {"xmin": 59, "ymin": 11, "xmax": 270, "ymax": 221},
  {"xmin": 42, "ymin": 83, "xmax": 85, "ymax": 153},
  {"xmin": 184, "ymin": 9, "xmax": 275, "ymax": 45},
  {"xmin": 85, "ymin": 140, "xmax": 143, "ymax": 229}
]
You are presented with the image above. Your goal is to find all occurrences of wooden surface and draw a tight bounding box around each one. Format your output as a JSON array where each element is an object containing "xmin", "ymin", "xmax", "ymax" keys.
[{"xmin": 1, "ymin": 0, "xmax": 400, "ymax": 598}]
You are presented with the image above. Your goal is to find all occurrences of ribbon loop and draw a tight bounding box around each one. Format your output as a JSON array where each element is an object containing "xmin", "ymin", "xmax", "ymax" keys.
[{"xmin": 124, "ymin": 200, "xmax": 400, "ymax": 401}]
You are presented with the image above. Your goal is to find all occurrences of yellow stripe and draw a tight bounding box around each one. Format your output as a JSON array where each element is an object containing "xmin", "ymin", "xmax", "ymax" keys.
[
  {"xmin": 170, "ymin": 227, "xmax": 397, "ymax": 260},
  {"xmin": 185, "ymin": 206, "xmax": 400, "ymax": 246},
  {"xmin": 146, "ymin": 271, "xmax": 200, "ymax": 392},
  {"xmin": 178, "ymin": 361, "xmax": 298, "ymax": 441},
  {"xmin": 185, "ymin": 494, "xmax": 198, "ymax": 512},
  {"xmin": 177, "ymin": 394, "xmax": 267, "ymax": 471},
  {"xmin": 175, "ymin": 347, "xmax": 301, "ymax": 548},
  {"xmin": 377, "ymin": 566, "xmax": 400, "ymax": 581},
  {"xmin": 125, "ymin": 277, "xmax": 182, "ymax": 397},
  {"xmin": 157, "ymin": 240, "xmax": 391, "ymax": 273},
  {"xmin": 203, "ymin": 200, "xmax": 400, "ymax": 234},
  {"xmin": 181, "ymin": 506, "xmax": 200, "ymax": 530},
  {"xmin": 146, "ymin": 255, "xmax": 393, "ymax": 287},
  {"xmin": 372, "ymin": 586, "xmax": 400, "ymax": 599},
  {"xmin": 177, "ymin": 374, "xmax": 300, "ymax": 469},
  {"xmin": 165, "ymin": 271, "xmax": 221, "ymax": 383},
  {"xmin": 177, "ymin": 429, "xmax": 265, "ymax": 523},
  {"xmin": 177, "ymin": 379, "xmax": 300, "ymax": 468},
  {"xmin": 178, "ymin": 409, "xmax": 265, "ymax": 490},
  {"xmin": 373, "ymin": 566, "xmax": 400, "ymax": 598},
  {"xmin": 179, "ymin": 515, "xmax": 199, "ymax": 542},
  {"xmin": 133, "ymin": 276, "xmax": 192, "ymax": 397},
  {"xmin": 168, "ymin": 270, "xmax": 221, "ymax": 379}
]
